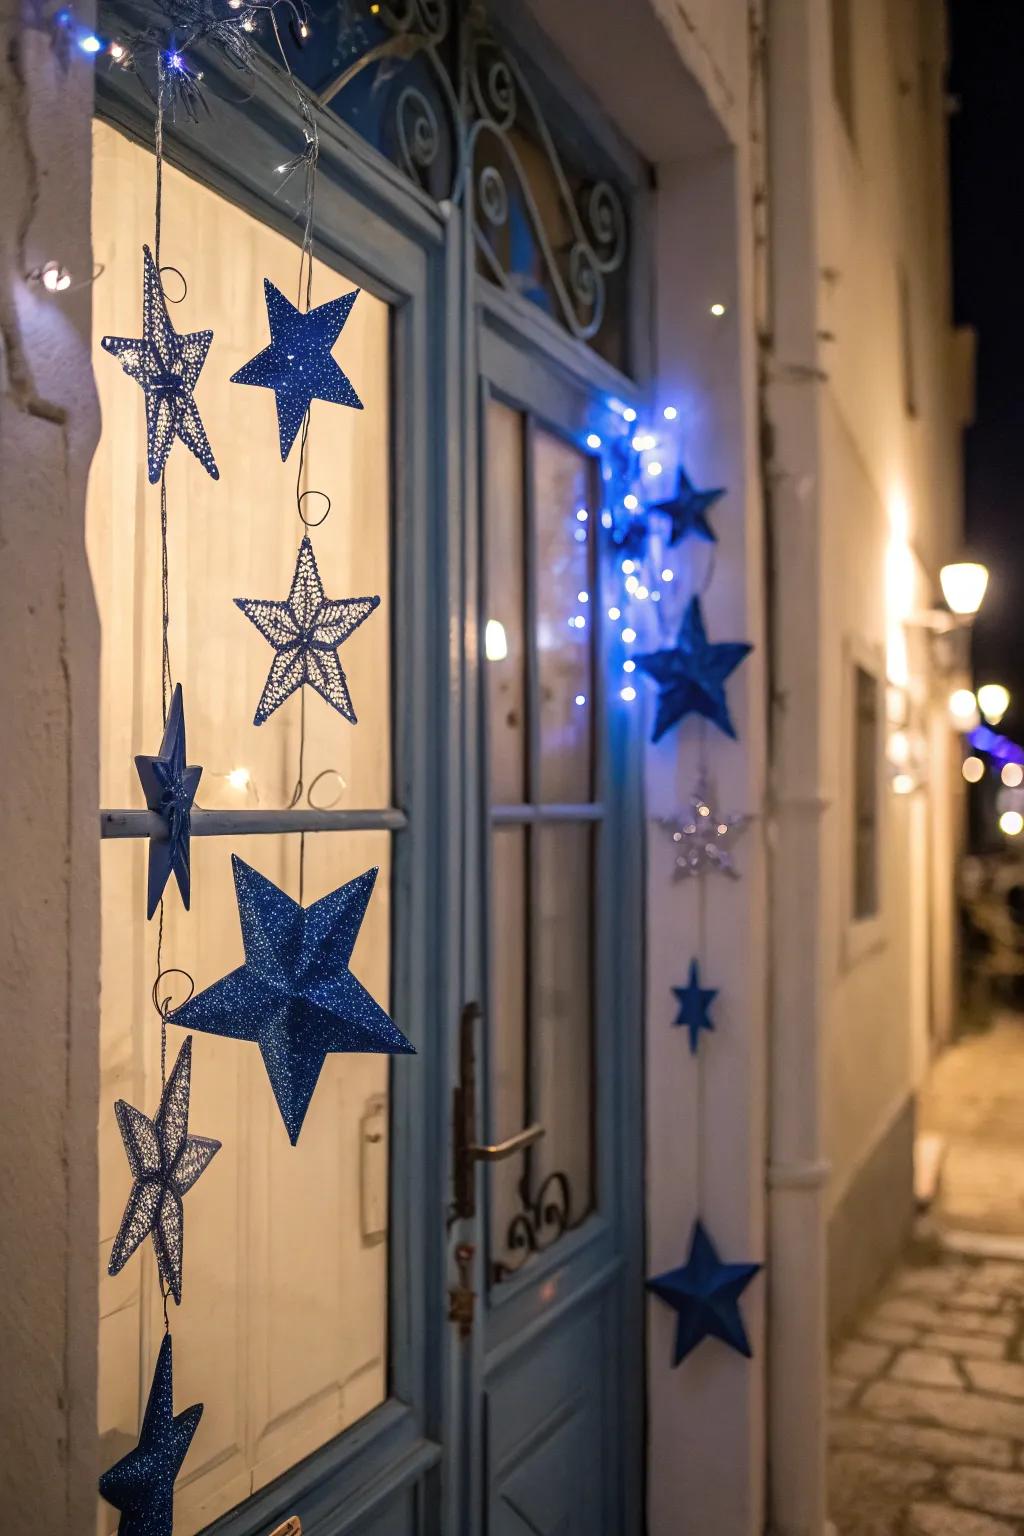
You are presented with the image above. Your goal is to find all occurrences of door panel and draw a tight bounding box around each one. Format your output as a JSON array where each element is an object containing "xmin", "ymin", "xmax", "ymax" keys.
[
  {"xmin": 487, "ymin": 1296, "xmax": 610, "ymax": 1536},
  {"xmin": 473, "ymin": 313, "xmax": 643, "ymax": 1536}
]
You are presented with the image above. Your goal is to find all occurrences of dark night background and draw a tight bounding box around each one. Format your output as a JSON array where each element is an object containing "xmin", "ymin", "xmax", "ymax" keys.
[{"xmin": 949, "ymin": 1, "xmax": 1024, "ymax": 744}]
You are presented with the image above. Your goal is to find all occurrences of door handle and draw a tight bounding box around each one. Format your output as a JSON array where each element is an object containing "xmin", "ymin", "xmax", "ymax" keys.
[
  {"xmin": 469, "ymin": 1123, "xmax": 545, "ymax": 1162},
  {"xmin": 452, "ymin": 1002, "xmax": 545, "ymax": 1221}
]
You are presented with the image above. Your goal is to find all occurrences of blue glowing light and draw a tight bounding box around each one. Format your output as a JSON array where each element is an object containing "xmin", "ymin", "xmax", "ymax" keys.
[
  {"xmin": 623, "ymin": 659, "xmax": 636, "ymax": 673},
  {"xmin": 586, "ymin": 432, "xmax": 602, "ymax": 449},
  {"xmin": 576, "ymin": 507, "xmax": 588, "ymax": 522},
  {"xmin": 621, "ymin": 559, "xmax": 635, "ymax": 575},
  {"xmin": 621, "ymin": 685, "xmax": 637, "ymax": 702},
  {"xmin": 623, "ymin": 407, "xmax": 637, "ymax": 423},
  {"xmin": 624, "ymin": 494, "xmax": 639, "ymax": 511},
  {"xmin": 574, "ymin": 527, "xmax": 586, "ymax": 543},
  {"xmin": 601, "ymin": 510, "xmax": 613, "ymax": 529},
  {"xmin": 622, "ymin": 627, "xmax": 637, "ymax": 644},
  {"xmin": 663, "ymin": 405, "xmax": 678, "ymax": 421},
  {"xmin": 166, "ymin": 49, "xmax": 184, "ymax": 68},
  {"xmin": 578, "ymin": 590, "xmax": 589, "ymax": 603},
  {"xmin": 608, "ymin": 606, "xmax": 621, "ymax": 621},
  {"xmin": 662, "ymin": 568, "xmax": 674, "ymax": 582},
  {"xmin": 79, "ymin": 31, "xmax": 102, "ymax": 51}
]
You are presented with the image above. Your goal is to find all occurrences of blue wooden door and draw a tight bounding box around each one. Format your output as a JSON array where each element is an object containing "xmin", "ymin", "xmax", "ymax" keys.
[{"xmin": 450, "ymin": 289, "xmax": 646, "ymax": 1536}]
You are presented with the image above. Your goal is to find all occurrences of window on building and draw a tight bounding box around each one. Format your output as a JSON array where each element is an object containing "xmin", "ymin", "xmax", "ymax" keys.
[
  {"xmin": 899, "ymin": 265, "xmax": 919, "ymax": 418},
  {"xmin": 831, "ymin": 0, "xmax": 856, "ymax": 142},
  {"xmin": 853, "ymin": 663, "xmax": 881, "ymax": 921}
]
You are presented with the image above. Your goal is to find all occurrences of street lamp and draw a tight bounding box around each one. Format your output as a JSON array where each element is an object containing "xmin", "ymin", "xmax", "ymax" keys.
[
  {"xmin": 977, "ymin": 683, "xmax": 1010, "ymax": 725},
  {"xmin": 940, "ymin": 562, "xmax": 989, "ymax": 617}
]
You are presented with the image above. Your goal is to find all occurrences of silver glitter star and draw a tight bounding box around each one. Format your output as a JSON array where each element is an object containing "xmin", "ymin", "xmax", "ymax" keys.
[{"xmin": 659, "ymin": 779, "xmax": 749, "ymax": 879}]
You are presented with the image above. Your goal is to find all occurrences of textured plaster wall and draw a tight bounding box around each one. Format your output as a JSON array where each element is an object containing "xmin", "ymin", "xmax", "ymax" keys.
[
  {"xmin": 0, "ymin": 5, "xmax": 100, "ymax": 1529},
  {"xmin": 814, "ymin": 0, "xmax": 964, "ymax": 1224}
]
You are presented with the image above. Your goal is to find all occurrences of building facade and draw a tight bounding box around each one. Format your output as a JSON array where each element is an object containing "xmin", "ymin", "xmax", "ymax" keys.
[{"xmin": 0, "ymin": 0, "xmax": 971, "ymax": 1533}]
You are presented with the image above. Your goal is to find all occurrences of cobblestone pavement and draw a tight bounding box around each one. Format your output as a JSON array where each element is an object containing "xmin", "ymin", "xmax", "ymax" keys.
[
  {"xmin": 918, "ymin": 1014, "xmax": 1024, "ymax": 1238},
  {"xmin": 829, "ymin": 1246, "xmax": 1024, "ymax": 1535}
]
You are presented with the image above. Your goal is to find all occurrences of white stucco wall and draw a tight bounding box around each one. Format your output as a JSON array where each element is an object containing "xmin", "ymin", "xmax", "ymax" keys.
[{"xmin": 0, "ymin": 7, "xmax": 100, "ymax": 1529}]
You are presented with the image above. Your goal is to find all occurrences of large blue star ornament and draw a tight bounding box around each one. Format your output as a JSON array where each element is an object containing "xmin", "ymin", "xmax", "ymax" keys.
[
  {"xmin": 230, "ymin": 279, "xmax": 363, "ymax": 458},
  {"xmin": 672, "ymin": 959, "xmax": 717, "ymax": 1054},
  {"xmin": 135, "ymin": 684, "xmax": 203, "ymax": 920},
  {"xmin": 102, "ymin": 245, "xmax": 218, "ymax": 484},
  {"xmin": 650, "ymin": 465, "xmax": 724, "ymax": 546},
  {"xmin": 236, "ymin": 536, "xmax": 380, "ymax": 726},
  {"xmin": 99, "ymin": 1333, "xmax": 202, "ymax": 1536},
  {"xmin": 108, "ymin": 1035, "xmax": 221, "ymax": 1306},
  {"xmin": 647, "ymin": 1219, "xmax": 762, "ymax": 1366},
  {"xmin": 635, "ymin": 595, "xmax": 752, "ymax": 744},
  {"xmin": 172, "ymin": 856, "xmax": 414, "ymax": 1144}
]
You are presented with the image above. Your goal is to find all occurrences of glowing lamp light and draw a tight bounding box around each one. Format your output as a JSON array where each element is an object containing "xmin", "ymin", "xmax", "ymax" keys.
[
  {"xmin": 1002, "ymin": 762, "xmax": 1023, "ymax": 788},
  {"xmin": 623, "ymin": 659, "xmax": 636, "ymax": 673},
  {"xmin": 623, "ymin": 494, "xmax": 639, "ymax": 512},
  {"xmin": 601, "ymin": 510, "xmax": 613, "ymax": 529},
  {"xmin": 647, "ymin": 461, "xmax": 663, "ymax": 476},
  {"xmin": 38, "ymin": 261, "xmax": 72, "ymax": 292},
  {"xmin": 484, "ymin": 619, "xmax": 508, "ymax": 662},
  {"xmin": 949, "ymin": 688, "xmax": 978, "ymax": 728},
  {"xmin": 1000, "ymin": 810, "xmax": 1024, "ymax": 837},
  {"xmin": 227, "ymin": 767, "xmax": 250, "ymax": 791},
  {"xmin": 978, "ymin": 683, "xmax": 1010, "ymax": 725},
  {"xmin": 78, "ymin": 31, "xmax": 102, "ymax": 51},
  {"xmin": 892, "ymin": 773, "xmax": 915, "ymax": 795},
  {"xmin": 621, "ymin": 685, "xmax": 637, "ymax": 702},
  {"xmin": 586, "ymin": 433, "xmax": 602, "ymax": 450},
  {"xmin": 624, "ymin": 575, "xmax": 639, "ymax": 594},
  {"xmin": 888, "ymin": 730, "xmax": 910, "ymax": 766},
  {"xmin": 108, "ymin": 39, "xmax": 127, "ymax": 59},
  {"xmin": 632, "ymin": 434, "xmax": 656, "ymax": 452},
  {"xmin": 661, "ymin": 568, "xmax": 674, "ymax": 582},
  {"xmin": 608, "ymin": 606, "xmax": 621, "ymax": 621},
  {"xmin": 575, "ymin": 694, "xmax": 586, "ymax": 706},
  {"xmin": 663, "ymin": 405, "xmax": 678, "ymax": 421},
  {"xmin": 622, "ymin": 407, "xmax": 637, "ymax": 423},
  {"xmin": 577, "ymin": 590, "xmax": 589, "ymax": 603},
  {"xmin": 166, "ymin": 49, "xmax": 184, "ymax": 68},
  {"xmin": 962, "ymin": 756, "xmax": 985, "ymax": 784},
  {"xmin": 621, "ymin": 627, "xmax": 637, "ymax": 644},
  {"xmin": 298, "ymin": 20, "xmax": 310, "ymax": 36},
  {"xmin": 576, "ymin": 507, "xmax": 588, "ymax": 522},
  {"xmin": 710, "ymin": 302, "xmax": 726, "ymax": 317},
  {"xmin": 621, "ymin": 559, "xmax": 635, "ymax": 575},
  {"xmin": 940, "ymin": 561, "xmax": 988, "ymax": 617}
]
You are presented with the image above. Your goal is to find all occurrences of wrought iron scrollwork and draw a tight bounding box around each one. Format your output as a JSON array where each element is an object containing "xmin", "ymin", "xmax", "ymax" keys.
[
  {"xmin": 316, "ymin": 0, "xmax": 629, "ymax": 354},
  {"xmin": 493, "ymin": 1167, "xmax": 580, "ymax": 1282}
]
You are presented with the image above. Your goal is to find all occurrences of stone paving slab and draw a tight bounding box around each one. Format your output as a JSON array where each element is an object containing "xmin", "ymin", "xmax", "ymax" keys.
[{"xmin": 829, "ymin": 1245, "xmax": 1024, "ymax": 1536}]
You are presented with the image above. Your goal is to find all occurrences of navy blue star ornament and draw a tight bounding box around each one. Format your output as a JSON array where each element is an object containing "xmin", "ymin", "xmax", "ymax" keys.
[
  {"xmin": 172, "ymin": 856, "xmax": 414, "ymax": 1144},
  {"xmin": 650, "ymin": 466, "xmax": 724, "ymax": 547},
  {"xmin": 102, "ymin": 245, "xmax": 218, "ymax": 484},
  {"xmin": 236, "ymin": 535, "xmax": 380, "ymax": 726},
  {"xmin": 647, "ymin": 1219, "xmax": 762, "ymax": 1366},
  {"xmin": 635, "ymin": 595, "xmax": 752, "ymax": 744},
  {"xmin": 231, "ymin": 279, "xmax": 363, "ymax": 458},
  {"xmin": 99, "ymin": 1332, "xmax": 202, "ymax": 1536},
  {"xmin": 135, "ymin": 684, "xmax": 203, "ymax": 920},
  {"xmin": 672, "ymin": 959, "xmax": 717, "ymax": 1054},
  {"xmin": 107, "ymin": 1035, "xmax": 220, "ymax": 1305}
]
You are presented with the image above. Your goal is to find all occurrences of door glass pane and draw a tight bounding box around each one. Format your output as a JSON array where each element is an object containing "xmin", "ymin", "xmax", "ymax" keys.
[
  {"xmin": 89, "ymin": 121, "xmax": 391, "ymax": 816},
  {"xmin": 534, "ymin": 824, "xmax": 593, "ymax": 1224},
  {"xmin": 534, "ymin": 431, "xmax": 593, "ymax": 804},
  {"xmin": 485, "ymin": 400, "xmax": 526, "ymax": 804},
  {"xmin": 488, "ymin": 827, "xmax": 528, "ymax": 1267},
  {"xmin": 89, "ymin": 122, "xmax": 392, "ymax": 1533}
]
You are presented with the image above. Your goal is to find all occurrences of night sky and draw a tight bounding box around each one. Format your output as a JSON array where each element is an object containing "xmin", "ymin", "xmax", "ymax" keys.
[{"xmin": 949, "ymin": 1, "xmax": 1024, "ymax": 743}]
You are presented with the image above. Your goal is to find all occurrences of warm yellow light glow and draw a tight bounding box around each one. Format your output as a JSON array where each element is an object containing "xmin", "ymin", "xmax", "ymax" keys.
[
  {"xmin": 888, "ymin": 730, "xmax": 910, "ymax": 766},
  {"xmin": 940, "ymin": 561, "xmax": 989, "ymax": 616},
  {"xmin": 949, "ymin": 688, "xmax": 978, "ymax": 726},
  {"xmin": 892, "ymin": 773, "xmax": 915, "ymax": 795},
  {"xmin": 1002, "ymin": 762, "xmax": 1024, "ymax": 788},
  {"xmin": 978, "ymin": 683, "xmax": 1010, "ymax": 724},
  {"xmin": 227, "ymin": 767, "xmax": 250, "ymax": 791},
  {"xmin": 962, "ymin": 756, "xmax": 985, "ymax": 784},
  {"xmin": 710, "ymin": 302, "xmax": 726, "ymax": 317},
  {"xmin": 484, "ymin": 618, "xmax": 508, "ymax": 661},
  {"xmin": 1000, "ymin": 810, "xmax": 1024, "ymax": 837}
]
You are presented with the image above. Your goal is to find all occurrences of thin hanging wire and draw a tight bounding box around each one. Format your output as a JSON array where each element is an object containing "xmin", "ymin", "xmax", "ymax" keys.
[{"xmin": 695, "ymin": 720, "xmax": 709, "ymax": 1213}]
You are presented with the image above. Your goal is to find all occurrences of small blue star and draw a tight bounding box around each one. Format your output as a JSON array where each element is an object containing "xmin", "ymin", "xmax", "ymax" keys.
[
  {"xmin": 634, "ymin": 595, "xmax": 752, "ymax": 743},
  {"xmin": 231, "ymin": 279, "xmax": 363, "ymax": 459},
  {"xmin": 672, "ymin": 959, "xmax": 717, "ymax": 1054},
  {"xmin": 235, "ymin": 536, "xmax": 380, "ymax": 726},
  {"xmin": 102, "ymin": 245, "xmax": 218, "ymax": 485},
  {"xmin": 649, "ymin": 466, "xmax": 724, "ymax": 546},
  {"xmin": 98, "ymin": 1333, "xmax": 202, "ymax": 1536},
  {"xmin": 172, "ymin": 856, "xmax": 414, "ymax": 1144},
  {"xmin": 647, "ymin": 1219, "xmax": 762, "ymax": 1366},
  {"xmin": 135, "ymin": 684, "xmax": 203, "ymax": 920}
]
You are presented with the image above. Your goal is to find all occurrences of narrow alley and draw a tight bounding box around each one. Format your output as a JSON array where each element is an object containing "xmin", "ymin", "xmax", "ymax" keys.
[{"xmin": 829, "ymin": 1015, "xmax": 1024, "ymax": 1535}]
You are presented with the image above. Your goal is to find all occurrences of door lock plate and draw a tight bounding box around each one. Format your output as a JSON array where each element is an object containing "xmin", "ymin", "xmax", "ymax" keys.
[{"xmin": 448, "ymin": 1242, "xmax": 476, "ymax": 1339}]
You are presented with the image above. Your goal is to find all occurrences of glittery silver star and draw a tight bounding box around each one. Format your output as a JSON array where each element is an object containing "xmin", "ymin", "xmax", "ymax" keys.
[
  {"xmin": 235, "ymin": 535, "xmax": 380, "ymax": 726},
  {"xmin": 659, "ymin": 780, "xmax": 749, "ymax": 879},
  {"xmin": 101, "ymin": 245, "xmax": 218, "ymax": 484},
  {"xmin": 107, "ymin": 1035, "xmax": 221, "ymax": 1306}
]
